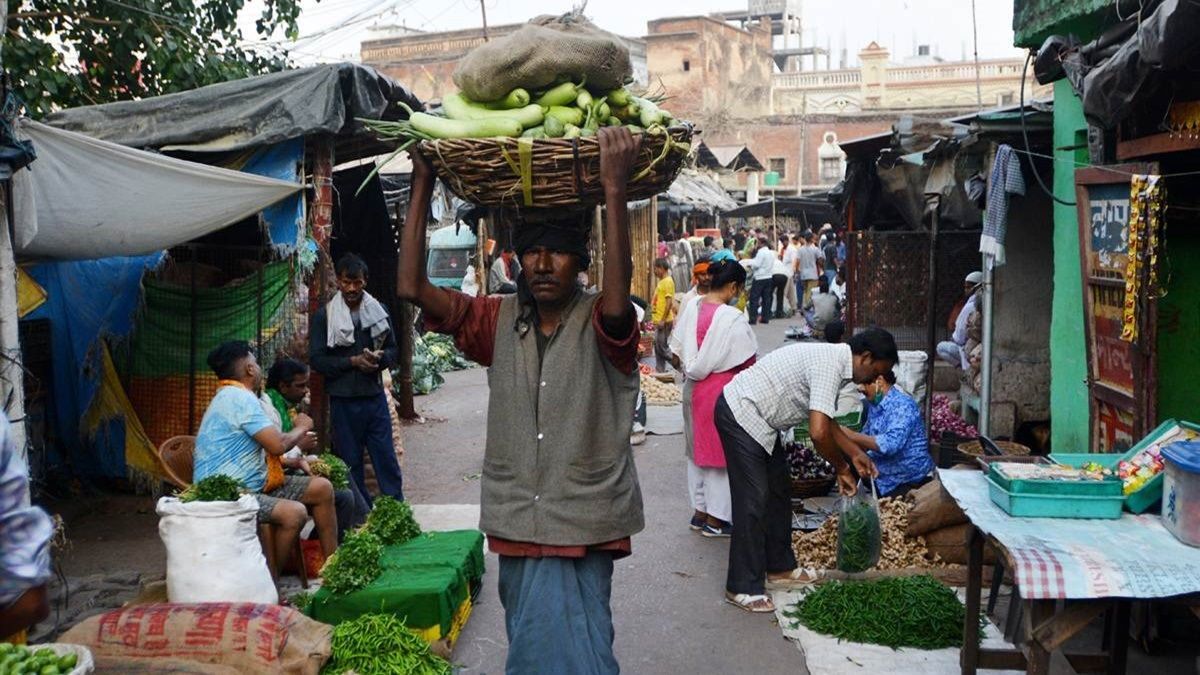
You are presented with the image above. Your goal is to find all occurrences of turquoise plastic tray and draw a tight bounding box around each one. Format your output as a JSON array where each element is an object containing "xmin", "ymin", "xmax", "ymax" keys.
[
  {"xmin": 986, "ymin": 474, "xmax": 1124, "ymax": 519},
  {"xmin": 987, "ymin": 462, "xmax": 1122, "ymax": 497},
  {"xmin": 1051, "ymin": 419, "xmax": 1200, "ymax": 514}
]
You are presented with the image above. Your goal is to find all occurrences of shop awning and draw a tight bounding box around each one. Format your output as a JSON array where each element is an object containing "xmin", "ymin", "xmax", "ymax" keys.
[
  {"xmin": 664, "ymin": 169, "xmax": 739, "ymax": 212},
  {"xmin": 722, "ymin": 197, "xmax": 838, "ymax": 226},
  {"xmin": 43, "ymin": 63, "xmax": 422, "ymax": 161},
  {"xmin": 12, "ymin": 120, "xmax": 303, "ymax": 260}
]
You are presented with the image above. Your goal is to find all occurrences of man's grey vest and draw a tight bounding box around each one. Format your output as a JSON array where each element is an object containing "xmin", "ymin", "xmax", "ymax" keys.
[{"xmin": 481, "ymin": 291, "xmax": 645, "ymax": 545}]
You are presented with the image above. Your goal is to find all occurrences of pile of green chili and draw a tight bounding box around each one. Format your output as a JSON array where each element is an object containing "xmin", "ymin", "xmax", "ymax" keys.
[
  {"xmin": 836, "ymin": 498, "xmax": 882, "ymax": 573},
  {"xmin": 322, "ymin": 613, "xmax": 452, "ymax": 675},
  {"xmin": 784, "ymin": 576, "xmax": 967, "ymax": 650}
]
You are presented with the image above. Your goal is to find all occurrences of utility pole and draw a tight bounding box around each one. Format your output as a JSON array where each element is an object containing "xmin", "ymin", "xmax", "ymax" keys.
[
  {"xmin": 971, "ymin": 0, "xmax": 983, "ymax": 110},
  {"xmin": 480, "ymin": 0, "xmax": 489, "ymax": 41}
]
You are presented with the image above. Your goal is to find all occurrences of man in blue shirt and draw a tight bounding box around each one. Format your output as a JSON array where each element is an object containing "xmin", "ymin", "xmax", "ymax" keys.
[
  {"xmin": 193, "ymin": 341, "xmax": 338, "ymax": 568},
  {"xmin": 841, "ymin": 370, "xmax": 934, "ymax": 497}
]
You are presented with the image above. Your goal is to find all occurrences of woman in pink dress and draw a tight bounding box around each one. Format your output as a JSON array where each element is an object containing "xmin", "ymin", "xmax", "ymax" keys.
[{"xmin": 670, "ymin": 260, "xmax": 758, "ymax": 536}]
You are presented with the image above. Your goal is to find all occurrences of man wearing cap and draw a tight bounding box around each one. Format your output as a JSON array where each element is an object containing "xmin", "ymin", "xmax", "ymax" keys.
[
  {"xmin": 398, "ymin": 127, "xmax": 643, "ymax": 675},
  {"xmin": 937, "ymin": 271, "xmax": 983, "ymax": 368}
]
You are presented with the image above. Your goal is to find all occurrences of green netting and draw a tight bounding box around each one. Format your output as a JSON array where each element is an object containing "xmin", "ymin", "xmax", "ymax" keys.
[
  {"xmin": 307, "ymin": 530, "xmax": 486, "ymax": 631},
  {"xmin": 131, "ymin": 261, "xmax": 292, "ymax": 377}
]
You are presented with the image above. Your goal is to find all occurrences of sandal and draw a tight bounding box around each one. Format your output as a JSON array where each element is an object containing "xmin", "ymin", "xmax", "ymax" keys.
[
  {"xmin": 765, "ymin": 568, "xmax": 823, "ymax": 588},
  {"xmin": 724, "ymin": 592, "xmax": 775, "ymax": 613}
]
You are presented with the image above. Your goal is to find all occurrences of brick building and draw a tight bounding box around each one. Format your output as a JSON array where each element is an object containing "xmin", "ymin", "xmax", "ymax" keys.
[
  {"xmin": 359, "ymin": 9, "xmax": 1048, "ymax": 196},
  {"xmin": 642, "ymin": 16, "xmax": 774, "ymax": 121}
]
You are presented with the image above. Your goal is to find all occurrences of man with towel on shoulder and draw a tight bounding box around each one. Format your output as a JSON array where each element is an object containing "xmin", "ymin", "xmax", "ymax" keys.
[
  {"xmin": 310, "ymin": 253, "xmax": 404, "ymax": 503},
  {"xmin": 399, "ymin": 127, "xmax": 644, "ymax": 675}
]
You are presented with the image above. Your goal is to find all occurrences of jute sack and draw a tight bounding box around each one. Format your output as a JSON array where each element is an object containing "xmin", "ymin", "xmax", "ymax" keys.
[
  {"xmin": 453, "ymin": 13, "xmax": 632, "ymax": 103},
  {"xmin": 905, "ymin": 478, "xmax": 968, "ymax": 537},
  {"xmin": 923, "ymin": 523, "xmax": 998, "ymax": 566},
  {"xmin": 60, "ymin": 603, "xmax": 332, "ymax": 675}
]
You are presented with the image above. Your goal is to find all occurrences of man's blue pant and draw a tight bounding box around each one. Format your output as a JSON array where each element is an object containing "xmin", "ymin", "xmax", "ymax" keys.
[
  {"xmin": 330, "ymin": 392, "xmax": 404, "ymax": 504},
  {"xmin": 498, "ymin": 552, "xmax": 618, "ymax": 674}
]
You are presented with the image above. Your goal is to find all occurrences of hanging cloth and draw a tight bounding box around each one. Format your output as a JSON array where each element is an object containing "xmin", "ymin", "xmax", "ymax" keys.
[{"xmin": 979, "ymin": 144, "xmax": 1026, "ymax": 266}]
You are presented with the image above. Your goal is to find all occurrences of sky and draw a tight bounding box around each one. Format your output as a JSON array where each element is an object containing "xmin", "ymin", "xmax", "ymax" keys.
[{"xmin": 241, "ymin": 0, "xmax": 1024, "ymax": 66}]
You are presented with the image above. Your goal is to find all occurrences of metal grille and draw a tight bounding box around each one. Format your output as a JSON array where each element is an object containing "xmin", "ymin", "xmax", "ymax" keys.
[{"xmin": 848, "ymin": 229, "xmax": 982, "ymax": 352}]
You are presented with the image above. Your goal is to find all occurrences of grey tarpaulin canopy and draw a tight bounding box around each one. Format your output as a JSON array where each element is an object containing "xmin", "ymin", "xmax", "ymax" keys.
[
  {"xmin": 722, "ymin": 197, "xmax": 838, "ymax": 226},
  {"xmin": 664, "ymin": 169, "xmax": 738, "ymax": 213},
  {"xmin": 44, "ymin": 63, "xmax": 422, "ymax": 160}
]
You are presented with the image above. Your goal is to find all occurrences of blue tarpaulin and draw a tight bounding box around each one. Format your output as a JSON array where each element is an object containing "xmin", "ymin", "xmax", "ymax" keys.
[
  {"xmin": 27, "ymin": 255, "xmax": 165, "ymax": 477},
  {"xmin": 240, "ymin": 139, "xmax": 304, "ymax": 253}
]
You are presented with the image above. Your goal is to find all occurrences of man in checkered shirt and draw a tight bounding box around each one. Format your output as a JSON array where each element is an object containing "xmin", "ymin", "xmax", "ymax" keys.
[{"xmin": 715, "ymin": 328, "xmax": 898, "ymax": 613}]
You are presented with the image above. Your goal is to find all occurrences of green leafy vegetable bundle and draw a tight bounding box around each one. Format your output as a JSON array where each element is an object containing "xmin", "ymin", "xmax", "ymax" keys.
[
  {"xmin": 836, "ymin": 490, "xmax": 882, "ymax": 573},
  {"xmin": 309, "ymin": 453, "xmax": 350, "ymax": 490},
  {"xmin": 178, "ymin": 474, "xmax": 243, "ymax": 502},
  {"xmin": 322, "ymin": 613, "xmax": 452, "ymax": 675},
  {"xmin": 366, "ymin": 496, "xmax": 422, "ymax": 546},
  {"xmin": 785, "ymin": 576, "xmax": 967, "ymax": 650},
  {"xmin": 319, "ymin": 529, "xmax": 383, "ymax": 595}
]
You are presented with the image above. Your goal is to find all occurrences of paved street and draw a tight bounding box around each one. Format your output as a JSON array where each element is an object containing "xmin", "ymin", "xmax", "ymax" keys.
[{"xmin": 402, "ymin": 321, "xmax": 806, "ymax": 674}]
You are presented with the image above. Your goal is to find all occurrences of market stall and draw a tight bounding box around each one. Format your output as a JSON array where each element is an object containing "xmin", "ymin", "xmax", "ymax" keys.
[{"xmin": 944, "ymin": 466, "xmax": 1200, "ymax": 675}]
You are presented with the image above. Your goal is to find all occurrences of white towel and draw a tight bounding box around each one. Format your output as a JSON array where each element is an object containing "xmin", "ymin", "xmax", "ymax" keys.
[{"xmin": 326, "ymin": 291, "xmax": 390, "ymax": 349}]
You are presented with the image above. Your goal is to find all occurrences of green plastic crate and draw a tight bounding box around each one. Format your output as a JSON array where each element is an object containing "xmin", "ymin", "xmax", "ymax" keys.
[
  {"xmin": 986, "ymin": 474, "xmax": 1124, "ymax": 519},
  {"xmin": 794, "ymin": 409, "xmax": 863, "ymax": 443},
  {"xmin": 987, "ymin": 461, "xmax": 1122, "ymax": 497},
  {"xmin": 1051, "ymin": 419, "xmax": 1200, "ymax": 514}
]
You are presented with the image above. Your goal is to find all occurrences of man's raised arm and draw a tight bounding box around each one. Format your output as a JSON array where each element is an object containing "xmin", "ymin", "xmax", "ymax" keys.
[
  {"xmin": 597, "ymin": 127, "xmax": 641, "ymax": 335},
  {"xmin": 396, "ymin": 151, "xmax": 453, "ymax": 322}
]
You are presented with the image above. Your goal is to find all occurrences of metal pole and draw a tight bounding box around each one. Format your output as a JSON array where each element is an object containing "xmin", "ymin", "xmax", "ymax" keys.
[
  {"xmin": 971, "ymin": 0, "xmax": 983, "ymax": 111},
  {"xmin": 256, "ymin": 218, "xmax": 265, "ymax": 360},
  {"xmin": 480, "ymin": 0, "xmax": 490, "ymax": 41},
  {"xmin": 979, "ymin": 253, "xmax": 995, "ymax": 436},
  {"xmin": 924, "ymin": 196, "xmax": 940, "ymax": 431},
  {"xmin": 188, "ymin": 245, "xmax": 197, "ymax": 434}
]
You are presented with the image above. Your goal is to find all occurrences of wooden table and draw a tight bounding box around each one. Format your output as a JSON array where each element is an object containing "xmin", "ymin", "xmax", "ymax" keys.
[{"xmin": 961, "ymin": 525, "xmax": 1131, "ymax": 675}]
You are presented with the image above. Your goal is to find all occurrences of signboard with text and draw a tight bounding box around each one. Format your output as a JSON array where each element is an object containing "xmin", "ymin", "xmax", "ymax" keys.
[{"xmin": 1075, "ymin": 165, "xmax": 1156, "ymax": 450}]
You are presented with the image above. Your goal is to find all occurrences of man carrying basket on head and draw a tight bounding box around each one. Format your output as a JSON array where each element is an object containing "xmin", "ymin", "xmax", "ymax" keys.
[{"xmin": 399, "ymin": 127, "xmax": 644, "ymax": 675}]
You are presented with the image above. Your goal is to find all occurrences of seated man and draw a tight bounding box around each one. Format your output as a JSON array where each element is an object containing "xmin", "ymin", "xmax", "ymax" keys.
[
  {"xmin": 262, "ymin": 358, "xmax": 369, "ymax": 541},
  {"xmin": 840, "ymin": 370, "xmax": 934, "ymax": 498},
  {"xmin": 804, "ymin": 275, "xmax": 841, "ymax": 334},
  {"xmin": 937, "ymin": 271, "xmax": 981, "ymax": 368},
  {"xmin": 193, "ymin": 341, "xmax": 338, "ymax": 571}
]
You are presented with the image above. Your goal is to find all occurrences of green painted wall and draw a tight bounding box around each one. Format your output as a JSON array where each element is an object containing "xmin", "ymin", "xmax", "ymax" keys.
[
  {"xmin": 1156, "ymin": 222, "xmax": 1200, "ymax": 423},
  {"xmin": 1050, "ymin": 79, "xmax": 1091, "ymax": 452}
]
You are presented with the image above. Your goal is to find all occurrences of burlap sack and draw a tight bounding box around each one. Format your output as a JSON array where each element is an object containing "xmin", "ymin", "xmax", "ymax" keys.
[
  {"xmin": 905, "ymin": 478, "xmax": 969, "ymax": 537},
  {"xmin": 60, "ymin": 603, "xmax": 332, "ymax": 675},
  {"xmin": 923, "ymin": 524, "xmax": 998, "ymax": 566},
  {"xmin": 453, "ymin": 13, "xmax": 632, "ymax": 103}
]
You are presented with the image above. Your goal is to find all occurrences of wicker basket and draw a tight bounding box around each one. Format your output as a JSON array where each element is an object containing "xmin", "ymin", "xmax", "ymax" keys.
[
  {"xmin": 420, "ymin": 125, "xmax": 694, "ymax": 209},
  {"xmin": 957, "ymin": 439, "xmax": 1031, "ymax": 457},
  {"xmin": 792, "ymin": 476, "xmax": 836, "ymax": 499}
]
